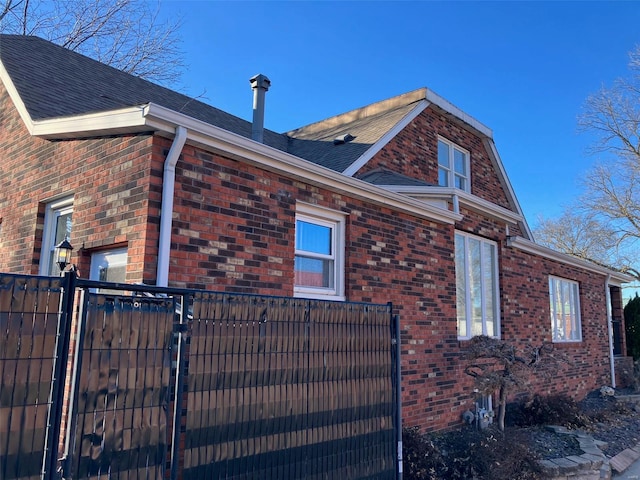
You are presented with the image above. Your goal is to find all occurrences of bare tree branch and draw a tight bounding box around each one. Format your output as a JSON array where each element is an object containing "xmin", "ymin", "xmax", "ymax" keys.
[
  {"xmin": 536, "ymin": 46, "xmax": 640, "ymax": 282},
  {"xmin": 0, "ymin": 0, "xmax": 184, "ymax": 86}
]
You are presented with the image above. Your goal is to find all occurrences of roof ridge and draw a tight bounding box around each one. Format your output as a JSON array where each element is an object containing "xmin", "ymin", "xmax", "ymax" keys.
[{"xmin": 286, "ymin": 88, "xmax": 426, "ymax": 137}]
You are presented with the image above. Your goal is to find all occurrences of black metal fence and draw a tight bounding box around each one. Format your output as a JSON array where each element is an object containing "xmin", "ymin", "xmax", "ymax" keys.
[
  {"xmin": 0, "ymin": 272, "xmax": 400, "ymax": 479},
  {"xmin": 0, "ymin": 275, "xmax": 68, "ymax": 480}
]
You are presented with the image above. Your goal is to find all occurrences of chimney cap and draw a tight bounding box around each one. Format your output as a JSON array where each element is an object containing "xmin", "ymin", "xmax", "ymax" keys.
[{"xmin": 250, "ymin": 74, "xmax": 271, "ymax": 90}]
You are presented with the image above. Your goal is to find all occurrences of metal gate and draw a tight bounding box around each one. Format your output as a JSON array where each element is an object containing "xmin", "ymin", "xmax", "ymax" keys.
[{"xmin": 0, "ymin": 272, "xmax": 400, "ymax": 479}]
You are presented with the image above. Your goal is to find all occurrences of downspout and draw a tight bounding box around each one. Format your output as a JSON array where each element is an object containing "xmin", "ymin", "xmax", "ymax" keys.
[
  {"xmin": 157, "ymin": 126, "xmax": 188, "ymax": 287},
  {"xmin": 452, "ymin": 194, "xmax": 460, "ymax": 214},
  {"xmin": 605, "ymin": 274, "xmax": 616, "ymax": 388}
]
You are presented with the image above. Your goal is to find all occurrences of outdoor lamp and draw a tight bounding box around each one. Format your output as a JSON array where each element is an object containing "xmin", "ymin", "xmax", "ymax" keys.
[{"xmin": 54, "ymin": 238, "xmax": 73, "ymax": 272}]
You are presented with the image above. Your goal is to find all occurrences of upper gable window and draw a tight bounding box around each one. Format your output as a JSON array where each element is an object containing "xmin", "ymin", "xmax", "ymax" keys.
[
  {"xmin": 438, "ymin": 137, "xmax": 470, "ymax": 192},
  {"xmin": 294, "ymin": 203, "xmax": 345, "ymax": 301}
]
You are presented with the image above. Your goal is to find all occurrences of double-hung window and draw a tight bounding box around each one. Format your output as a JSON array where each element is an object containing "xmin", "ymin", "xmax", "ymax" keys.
[
  {"xmin": 39, "ymin": 197, "xmax": 73, "ymax": 276},
  {"xmin": 438, "ymin": 137, "xmax": 470, "ymax": 192},
  {"xmin": 455, "ymin": 232, "xmax": 500, "ymax": 339},
  {"xmin": 549, "ymin": 276, "xmax": 582, "ymax": 342},
  {"xmin": 294, "ymin": 204, "xmax": 345, "ymax": 300}
]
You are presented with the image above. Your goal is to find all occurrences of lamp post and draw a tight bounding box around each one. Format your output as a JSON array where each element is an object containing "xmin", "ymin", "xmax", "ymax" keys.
[{"xmin": 54, "ymin": 238, "xmax": 73, "ymax": 274}]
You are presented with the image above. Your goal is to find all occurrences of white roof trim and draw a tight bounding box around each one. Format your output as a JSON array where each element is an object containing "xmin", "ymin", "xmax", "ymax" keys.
[
  {"xmin": 507, "ymin": 236, "xmax": 633, "ymax": 284},
  {"xmin": 342, "ymin": 100, "xmax": 429, "ymax": 177},
  {"xmin": 382, "ymin": 186, "xmax": 523, "ymax": 225},
  {"xmin": 425, "ymin": 89, "xmax": 493, "ymax": 138},
  {"xmin": 5, "ymin": 96, "xmax": 459, "ymax": 224},
  {"xmin": 0, "ymin": 59, "xmax": 35, "ymax": 134},
  {"xmin": 483, "ymin": 139, "xmax": 533, "ymax": 239},
  {"xmin": 31, "ymin": 106, "xmax": 148, "ymax": 138},
  {"xmin": 141, "ymin": 103, "xmax": 462, "ymax": 225}
]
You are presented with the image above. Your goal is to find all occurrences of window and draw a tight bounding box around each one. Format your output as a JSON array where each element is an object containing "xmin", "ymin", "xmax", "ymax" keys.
[
  {"xmin": 90, "ymin": 248, "xmax": 128, "ymax": 293},
  {"xmin": 438, "ymin": 137, "xmax": 470, "ymax": 192},
  {"xmin": 549, "ymin": 276, "xmax": 582, "ymax": 342},
  {"xmin": 39, "ymin": 197, "xmax": 73, "ymax": 276},
  {"xmin": 294, "ymin": 204, "xmax": 345, "ymax": 300},
  {"xmin": 455, "ymin": 232, "xmax": 499, "ymax": 339}
]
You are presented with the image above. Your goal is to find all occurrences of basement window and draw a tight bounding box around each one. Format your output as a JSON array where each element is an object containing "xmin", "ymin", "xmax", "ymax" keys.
[{"xmin": 89, "ymin": 248, "xmax": 128, "ymax": 294}]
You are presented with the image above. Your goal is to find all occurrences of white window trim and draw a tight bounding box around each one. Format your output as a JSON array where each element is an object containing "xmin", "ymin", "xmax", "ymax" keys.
[
  {"xmin": 455, "ymin": 231, "xmax": 501, "ymax": 340},
  {"xmin": 39, "ymin": 196, "xmax": 73, "ymax": 276},
  {"xmin": 549, "ymin": 275, "xmax": 582, "ymax": 343},
  {"xmin": 90, "ymin": 247, "xmax": 128, "ymax": 293},
  {"xmin": 438, "ymin": 136, "xmax": 470, "ymax": 192},
  {"xmin": 294, "ymin": 203, "xmax": 346, "ymax": 301}
]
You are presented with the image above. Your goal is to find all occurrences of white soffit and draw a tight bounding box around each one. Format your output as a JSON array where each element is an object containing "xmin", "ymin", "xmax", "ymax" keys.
[{"xmin": 31, "ymin": 106, "xmax": 149, "ymax": 138}]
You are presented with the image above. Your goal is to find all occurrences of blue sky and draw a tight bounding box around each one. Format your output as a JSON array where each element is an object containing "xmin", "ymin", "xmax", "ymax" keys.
[{"xmin": 162, "ymin": 1, "xmax": 640, "ymax": 228}]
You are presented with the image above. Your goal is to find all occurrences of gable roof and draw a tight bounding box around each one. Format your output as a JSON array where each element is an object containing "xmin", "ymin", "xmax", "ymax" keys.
[
  {"xmin": 0, "ymin": 35, "xmax": 288, "ymax": 151},
  {"xmin": 286, "ymin": 91, "xmax": 425, "ymax": 172},
  {"xmin": 0, "ymin": 35, "xmax": 632, "ymax": 280}
]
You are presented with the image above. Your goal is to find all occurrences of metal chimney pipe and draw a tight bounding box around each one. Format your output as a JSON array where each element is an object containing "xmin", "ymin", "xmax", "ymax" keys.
[{"xmin": 250, "ymin": 73, "xmax": 270, "ymax": 143}]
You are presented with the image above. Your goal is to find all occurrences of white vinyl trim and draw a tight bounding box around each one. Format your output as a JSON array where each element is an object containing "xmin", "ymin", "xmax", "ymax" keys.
[{"xmin": 342, "ymin": 100, "xmax": 429, "ymax": 177}]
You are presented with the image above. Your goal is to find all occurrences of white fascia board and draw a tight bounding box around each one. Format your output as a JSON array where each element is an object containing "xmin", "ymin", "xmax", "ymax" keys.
[
  {"xmin": 484, "ymin": 138, "xmax": 534, "ymax": 239},
  {"xmin": 342, "ymin": 100, "xmax": 429, "ymax": 177},
  {"xmin": 507, "ymin": 236, "xmax": 634, "ymax": 284},
  {"xmin": 31, "ymin": 105, "xmax": 149, "ymax": 138},
  {"xmin": 425, "ymin": 89, "xmax": 493, "ymax": 138},
  {"xmin": 0, "ymin": 60, "xmax": 35, "ymax": 133},
  {"xmin": 382, "ymin": 185, "xmax": 523, "ymax": 225},
  {"xmin": 143, "ymin": 103, "xmax": 462, "ymax": 225}
]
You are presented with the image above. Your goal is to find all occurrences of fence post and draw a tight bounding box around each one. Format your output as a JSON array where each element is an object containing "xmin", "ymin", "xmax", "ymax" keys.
[
  {"xmin": 46, "ymin": 269, "xmax": 77, "ymax": 479},
  {"xmin": 392, "ymin": 312, "xmax": 403, "ymax": 480},
  {"xmin": 170, "ymin": 293, "xmax": 189, "ymax": 480}
]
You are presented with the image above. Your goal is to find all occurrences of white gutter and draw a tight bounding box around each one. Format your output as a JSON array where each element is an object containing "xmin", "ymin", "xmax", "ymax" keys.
[
  {"xmin": 506, "ymin": 236, "xmax": 634, "ymax": 284},
  {"xmin": 142, "ymin": 103, "xmax": 462, "ymax": 225},
  {"xmin": 156, "ymin": 125, "xmax": 188, "ymax": 287},
  {"xmin": 605, "ymin": 275, "xmax": 616, "ymax": 388}
]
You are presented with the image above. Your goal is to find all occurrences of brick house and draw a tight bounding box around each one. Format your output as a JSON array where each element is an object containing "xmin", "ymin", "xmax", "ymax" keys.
[{"xmin": 0, "ymin": 35, "xmax": 633, "ymax": 433}]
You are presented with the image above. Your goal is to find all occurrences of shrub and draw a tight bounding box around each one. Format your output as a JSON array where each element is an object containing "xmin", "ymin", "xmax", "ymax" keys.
[
  {"xmin": 403, "ymin": 426, "xmax": 547, "ymax": 480},
  {"xmin": 402, "ymin": 427, "xmax": 446, "ymax": 480},
  {"xmin": 506, "ymin": 393, "xmax": 580, "ymax": 427}
]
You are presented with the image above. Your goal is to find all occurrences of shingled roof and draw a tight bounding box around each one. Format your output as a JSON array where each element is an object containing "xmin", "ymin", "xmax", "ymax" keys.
[
  {"xmin": 286, "ymin": 90, "xmax": 426, "ymax": 173},
  {"xmin": 0, "ymin": 35, "xmax": 482, "ymax": 188},
  {"xmin": 0, "ymin": 35, "xmax": 289, "ymax": 151}
]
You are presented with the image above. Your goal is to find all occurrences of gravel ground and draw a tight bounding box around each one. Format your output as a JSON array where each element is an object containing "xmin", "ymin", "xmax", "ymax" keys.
[{"xmin": 521, "ymin": 395, "xmax": 640, "ymax": 460}]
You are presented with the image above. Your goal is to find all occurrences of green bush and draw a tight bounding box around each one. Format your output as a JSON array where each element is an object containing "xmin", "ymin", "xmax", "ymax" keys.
[{"xmin": 625, "ymin": 294, "xmax": 640, "ymax": 360}]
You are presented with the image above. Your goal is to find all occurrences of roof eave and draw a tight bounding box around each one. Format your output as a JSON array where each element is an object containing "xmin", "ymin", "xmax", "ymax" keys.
[
  {"xmin": 507, "ymin": 236, "xmax": 634, "ymax": 284},
  {"xmin": 424, "ymin": 89, "xmax": 493, "ymax": 139},
  {"xmin": 142, "ymin": 103, "xmax": 462, "ymax": 225},
  {"xmin": 342, "ymin": 100, "xmax": 429, "ymax": 176},
  {"xmin": 381, "ymin": 185, "xmax": 523, "ymax": 225},
  {"xmin": 31, "ymin": 105, "xmax": 150, "ymax": 138},
  {"xmin": 14, "ymin": 99, "xmax": 460, "ymax": 225}
]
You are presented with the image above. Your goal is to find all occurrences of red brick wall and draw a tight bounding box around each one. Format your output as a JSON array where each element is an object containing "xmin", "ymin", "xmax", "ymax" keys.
[
  {"xmin": 356, "ymin": 105, "xmax": 512, "ymax": 211},
  {"xmin": 500, "ymin": 245, "xmax": 613, "ymax": 398},
  {"xmin": 0, "ymin": 81, "xmax": 624, "ymax": 434},
  {"xmin": 0, "ymin": 84, "xmax": 157, "ymax": 283}
]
